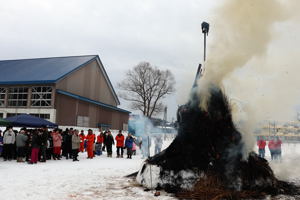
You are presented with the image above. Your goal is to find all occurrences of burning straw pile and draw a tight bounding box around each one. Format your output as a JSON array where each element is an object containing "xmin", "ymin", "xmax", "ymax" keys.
[{"xmin": 136, "ymin": 86, "xmax": 300, "ymax": 199}]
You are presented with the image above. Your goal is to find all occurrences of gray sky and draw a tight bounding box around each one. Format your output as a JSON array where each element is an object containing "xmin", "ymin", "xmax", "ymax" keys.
[{"xmin": 0, "ymin": 0, "xmax": 218, "ymax": 120}]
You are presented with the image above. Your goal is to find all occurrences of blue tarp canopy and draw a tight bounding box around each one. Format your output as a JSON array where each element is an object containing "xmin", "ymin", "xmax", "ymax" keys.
[{"xmin": 5, "ymin": 114, "xmax": 58, "ymax": 128}]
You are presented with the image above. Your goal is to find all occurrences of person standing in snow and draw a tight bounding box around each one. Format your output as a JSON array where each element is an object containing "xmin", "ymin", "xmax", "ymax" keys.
[
  {"xmin": 257, "ymin": 136, "xmax": 266, "ymax": 158},
  {"xmin": 79, "ymin": 130, "xmax": 85, "ymax": 152},
  {"xmin": 65, "ymin": 129, "xmax": 73, "ymax": 159},
  {"xmin": 102, "ymin": 131, "xmax": 108, "ymax": 152},
  {"xmin": 132, "ymin": 139, "xmax": 137, "ymax": 155},
  {"xmin": 268, "ymin": 137, "xmax": 276, "ymax": 160},
  {"xmin": 46, "ymin": 131, "xmax": 53, "ymax": 160},
  {"xmin": 3, "ymin": 126, "xmax": 16, "ymax": 161},
  {"xmin": 105, "ymin": 131, "xmax": 114, "ymax": 157},
  {"xmin": 16, "ymin": 129, "xmax": 28, "ymax": 162},
  {"xmin": 29, "ymin": 130, "xmax": 42, "ymax": 164},
  {"xmin": 125, "ymin": 133, "xmax": 134, "ymax": 159},
  {"xmin": 39, "ymin": 126, "xmax": 48, "ymax": 162},
  {"xmin": 95, "ymin": 131, "xmax": 104, "ymax": 156},
  {"xmin": 86, "ymin": 129, "xmax": 95, "ymax": 159},
  {"xmin": 71, "ymin": 130, "xmax": 80, "ymax": 161},
  {"xmin": 52, "ymin": 129, "xmax": 62, "ymax": 160},
  {"xmin": 115, "ymin": 130, "xmax": 125, "ymax": 158},
  {"xmin": 274, "ymin": 136, "xmax": 282, "ymax": 160},
  {"xmin": 154, "ymin": 134, "xmax": 163, "ymax": 155}
]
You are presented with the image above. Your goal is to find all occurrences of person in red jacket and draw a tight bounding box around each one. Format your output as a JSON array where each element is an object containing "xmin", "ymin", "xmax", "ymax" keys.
[
  {"xmin": 86, "ymin": 129, "xmax": 95, "ymax": 159},
  {"xmin": 268, "ymin": 137, "xmax": 276, "ymax": 160},
  {"xmin": 95, "ymin": 131, "xmax": 104, "ymax": 156},
  {"xmin": 257, "ymin": 136, "xmax": 266, "ymax": 158},
  {"xmin": 115, "ymin": 130, "xmax": 125, "ymax": 158},
  {"xmin": 79, "ymin": 130, "xmax": 85, "ymax": 153}
]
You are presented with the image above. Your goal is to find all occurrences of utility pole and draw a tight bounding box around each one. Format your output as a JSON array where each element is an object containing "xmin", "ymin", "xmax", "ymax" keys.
[{"xmin": 201, "ymin": 21, "xmax": 210, "ymax": 62}]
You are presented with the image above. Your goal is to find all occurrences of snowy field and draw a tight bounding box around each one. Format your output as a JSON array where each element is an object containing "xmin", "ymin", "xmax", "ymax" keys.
[{"xmin": 1, "ymin": 137, "xmax": 300, "ymax": 200}]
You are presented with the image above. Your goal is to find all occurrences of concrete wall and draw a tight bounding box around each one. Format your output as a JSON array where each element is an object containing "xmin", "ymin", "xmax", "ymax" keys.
[{"xmin": 56, "ymin": 60, "xmax": 118, "ymax": 106}]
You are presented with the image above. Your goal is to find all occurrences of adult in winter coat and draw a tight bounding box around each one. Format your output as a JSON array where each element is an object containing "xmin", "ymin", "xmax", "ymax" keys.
[
  {"xmin": 71, "ymin": 130, "xmax": 80, "ymax": 161},
  {"xmin": 79, "ymin": 130, "xmax": 85, "ymax": 152},
  {"xmin": 115, "ymin": 130, "xmax": 125, "ymax": 158},
  {"xmin": 125, "ymin": 133, "xmax": 134, "ymax": 159},
  {"xmin": 39, "ymin": 127, "xmax": 49, "ymax": 162},
  {"xmin": 65, "ymin": 130, "xmax": 73, "ymax": 159},
  {"xmin": 102, "ymin": 131, "xmax": 108, "ymax": 151},
  {"xmin": 257, "ymin": 136, "xmax": 266, "ymax": 158},
  {"xmin": 105, "ymin": 131, "xmax": 114, "ymax": 157},
  {"xmin": 29, "ymin": 130, "xmax": 42, "ymax": 164},
  {"xmin": 274, "ymin": 137, "xmax": 282, "ymax": 160},
  {"xmin": 95, "ymin": 132, "xmax": 104, "ymax": 156},
  {"xmin": 16, "ymin": 129, "xmax": 28, "ymax": 162},
  {"xmin": 52, "ymin": 129, "xmax": 62, "ymax": 160},
  {"xmin": 86, "ymin": 129, "xmax": 95, "ymax": 159},
  {"xmin": 3, "ymin": 127, "xmax": 16, "ymax": 161},
  {"xmin": 46, "ymin": 132, "xmax": 53, "ymax": 160},
  {"xmin": 268, "ymin": 137, "xmax": 276, "ymax": 160}
]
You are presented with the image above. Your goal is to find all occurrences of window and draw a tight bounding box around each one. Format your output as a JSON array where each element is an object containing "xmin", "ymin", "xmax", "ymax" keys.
[
  {"xmin": 77, "ymin": 116, "xmax": 89, "ymax": 127},
  {"xmin": 30, "ymin": 113, "xmax": 50, "ymax": 120},
  {"xmin": 31, "ymin": 86, "xmax": 52, "ymax": 107},
  {"xmin": 0, "ymin": 88, "xmax": 5, "ymax": 107},
  {"xmin": 8, "ymin": 88, "xmax": 28, "ymax": 107},
  {"xmin": 0, "ymin": 113, "xmax": 3, "ymax": 118},
  {"xmin": 6, "ymin": 113, "xmax": 25, "ymax": 118}
]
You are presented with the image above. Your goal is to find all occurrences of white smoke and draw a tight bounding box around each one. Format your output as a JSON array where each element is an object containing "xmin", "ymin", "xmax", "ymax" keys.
[{"xmin": 190, "ymin": 0, "xmax": 300, "ymax": 156}]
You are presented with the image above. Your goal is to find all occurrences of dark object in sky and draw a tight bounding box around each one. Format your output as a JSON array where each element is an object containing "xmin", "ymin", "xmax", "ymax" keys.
[{"xmin": 201, "ymin": 21, "xmax": 210, "ymax": 36}]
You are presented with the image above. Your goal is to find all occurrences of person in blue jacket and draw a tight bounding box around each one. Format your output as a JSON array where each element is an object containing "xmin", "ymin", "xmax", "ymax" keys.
[{"xmin": 125, "ymin": 133, "xmax": 134, "ymax": 159}]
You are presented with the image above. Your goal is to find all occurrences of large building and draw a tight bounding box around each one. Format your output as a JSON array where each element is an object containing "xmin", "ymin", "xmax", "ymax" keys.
[{"xmin": 0, "ymin": 55, "xmax": 130, "ymax": 130}]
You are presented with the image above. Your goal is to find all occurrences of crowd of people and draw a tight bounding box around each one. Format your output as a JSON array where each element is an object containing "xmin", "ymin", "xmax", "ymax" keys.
[
  {"xmin": 0, "ymin": 126, "xmax": 141, "ymax": 164},
  {"xmin": 257, "ymin": 136, "xmax": 282, "ymax": 160}
]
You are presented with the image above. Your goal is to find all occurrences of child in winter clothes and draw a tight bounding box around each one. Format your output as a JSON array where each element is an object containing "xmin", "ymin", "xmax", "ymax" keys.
[
  {"xmin": 125, "ymin": 133, "xmax": 134, "ymax": 159},
  {"xmin": 95, "ymin": 132, "xmax": 104, "ymax": 156}
]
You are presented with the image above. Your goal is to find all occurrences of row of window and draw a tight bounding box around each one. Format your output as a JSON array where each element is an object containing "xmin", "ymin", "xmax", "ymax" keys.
[
  {"xmin": 0, "ymin": 87, "xmax": 52, "ymax": 107},
  {"xmin": 0, "ymin": 113, "xmax": 50, "ymax": 120}
]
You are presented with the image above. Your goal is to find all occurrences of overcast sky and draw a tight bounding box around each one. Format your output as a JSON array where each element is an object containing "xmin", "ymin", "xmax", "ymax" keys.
[{"xmin": 0, "ymin": 0, "xmax": 220, "ymax": 120}]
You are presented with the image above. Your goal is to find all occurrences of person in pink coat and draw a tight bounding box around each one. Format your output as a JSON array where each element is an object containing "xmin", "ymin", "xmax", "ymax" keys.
[
  {"xmin": 132, "ymin": 141, "xmax": 137, "ymax": 156},
  {"xmin": 52, "ymin": 129, "xmax": 62, "ymax": 160}
]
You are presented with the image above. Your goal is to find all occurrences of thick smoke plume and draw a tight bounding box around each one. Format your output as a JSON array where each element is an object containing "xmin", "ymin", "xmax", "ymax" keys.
[{"xmin": 190, "ymin": 0, "xmax": 300, "ymax": 155}]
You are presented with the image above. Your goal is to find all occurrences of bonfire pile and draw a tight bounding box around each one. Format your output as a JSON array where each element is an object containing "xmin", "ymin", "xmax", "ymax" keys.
[{"xmin": 136, "ymin": 86, "xmax": 300, "ymax": 200}]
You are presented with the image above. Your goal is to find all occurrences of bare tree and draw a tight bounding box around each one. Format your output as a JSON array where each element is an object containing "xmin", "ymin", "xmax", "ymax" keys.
[{"xmin": 118, "ymin": 62, "xmax": 175, "ymax": 118}]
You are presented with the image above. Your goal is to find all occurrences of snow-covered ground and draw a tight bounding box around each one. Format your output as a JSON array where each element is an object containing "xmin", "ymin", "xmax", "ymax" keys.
[
  {"xmin": 0, "ymin": 135, "xmax": 176, "ymax": 200},
  {"xmin": 1, "ymin": 137, "xmax": 300, "ymax": 200}
]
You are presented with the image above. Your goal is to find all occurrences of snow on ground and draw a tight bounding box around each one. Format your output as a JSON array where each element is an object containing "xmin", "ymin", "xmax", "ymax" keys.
[
  {"xmin": 1, "ymin": 136, "xmax": 300, "ymax": 200},
  {"xmin": 0, "ymin": 135, "xmax": 176, "ymax": 200}
]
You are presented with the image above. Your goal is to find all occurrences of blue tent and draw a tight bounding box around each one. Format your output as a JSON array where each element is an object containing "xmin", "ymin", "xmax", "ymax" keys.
[{"xmin": 5, "ymin": 114, "xmax": 58, "ymax": 128}]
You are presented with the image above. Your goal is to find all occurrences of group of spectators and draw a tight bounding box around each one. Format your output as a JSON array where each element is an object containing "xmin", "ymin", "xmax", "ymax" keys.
[
  {"xmin": 0, "ymin": 126, "xmax": 137, "ymax": 164},
  {"xmin": 257, "ymin": 136, "xmax": 282, "ymax": 160}
]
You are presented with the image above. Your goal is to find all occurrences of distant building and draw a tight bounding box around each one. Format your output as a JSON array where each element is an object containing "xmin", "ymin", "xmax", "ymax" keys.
[{"xmin": 0, "ymin": 55, "xmax": 130, "ymax": 130}]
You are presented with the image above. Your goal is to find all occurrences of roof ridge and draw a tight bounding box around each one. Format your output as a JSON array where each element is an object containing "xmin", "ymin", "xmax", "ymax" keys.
[{"xmin": 0, "ymin": 55, "xmax": 97, "ymax": 62}]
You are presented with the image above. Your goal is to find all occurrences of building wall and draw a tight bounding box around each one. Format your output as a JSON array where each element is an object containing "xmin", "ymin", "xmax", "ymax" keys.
[
  {"xmin": 56, "ymin": 60, "xmax": 118, "ymax": 106},
  {"xmin": 55, "ymin": 94, "xmax": 129, "ymax": 130}
]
